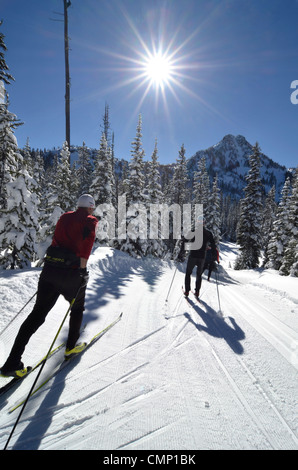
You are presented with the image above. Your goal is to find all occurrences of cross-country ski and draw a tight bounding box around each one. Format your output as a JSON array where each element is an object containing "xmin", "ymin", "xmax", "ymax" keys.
[
  {"xmin": 0, "ymin": 341, "xmax": 65, "ymax": 398},
  {"xmin": 9, "ymin": 312, "xmax": 123, "ymax": 413}
]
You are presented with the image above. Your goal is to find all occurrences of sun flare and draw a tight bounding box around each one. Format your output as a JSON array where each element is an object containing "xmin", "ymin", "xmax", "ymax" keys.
[
  {"xmin": 98, "ymin": 9, "xmax": 205, "ymax": 114},
  {"xmin": 144, "ymin": 52, "xmax": 173, "ymax": 88}
]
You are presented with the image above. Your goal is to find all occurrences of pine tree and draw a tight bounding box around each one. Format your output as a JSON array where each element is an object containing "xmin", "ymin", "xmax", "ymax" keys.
[
  {"xmin": 77, "ymin": 141, "xmax": 92, "ymax": 194},
  {"xmin": 193, "ymin": 156, "xmax": 210, "ymax": 215},
  {"xmin": 55, "ymin": 141, "xmax": 73, "ymax": 211},
  {"xmin": 207, "ymin": 175, "xmax": 221, "ymax": 244},
  {"xmin": 101, "ymin": 102, "xmax": 111, "ymax": 148},
  {"xmin": 220, "ymin": 195, "xmax": 240, "ymax": 242},
  {"xmin": 160, "ymin": 167, "xmax": 173, "ymax": 204},
  {"xmin": 171, "ymin": 144, "xmax": 189, "ymax": 205},
  {"xmin": 262, "ymin": 185, "xmax": 277, "ymax": 266},
  {"xmin": 23, "ymin": 137, "xmax": 34, "ymax": 175},
  {"xmin": 127, "ymin": 114, "xmax": 145, "ymax": 204},
  {"xmin": 116, "ymin": 115, "xmax": 148, "ymax": 257},
  {"xmin": 0, "ymin": 165, "xmax": 40, "ymax": 268},
  {"xmin": 0, "ymin": 21, "xmax": 14, "ymax": 85},
  {"xmin": 0, "ymin": 101, "xmax": 40, "ymax": 268},
  {"xmin": 91, "ymin": 132, "xmax": 114, "ymax": 205},
  {"xmin": 146, "ymin": 139, "xmax": 166, "ymax": 257},
  {"xmin": 235, "ymin": 143, "xmax": 263, "ymax": 270},
  {"xmin": 100, "ymin": 103, "xmax": 116, "ymax": 206},
  {"xmin": 31, "ymin": 150, "xmax": 46, "ymax": 195},
  {"xmin": 147, "ymin": 139, "xmax": 163, "ymax": 204},
  {"xmin": 0, "ymin": 92, "xmax": 22, "ymax": 208},
  {"xmin": 38, "ymin": 155, "xmax": 63, "ymax": 259},
  {"xmin": 279, "ymin": 168, "xmax": 298, "ymax": 276},
  {"xmin": 266, "ymin": 177, "xmax": 292, "ymax": 270},
  {"xmin": 70, "ymin": 161, "xmax": 79, "ymax": 207},
  {"xmin": 118, "ymin": 161, "xmax": 129, "ymax": 197}
]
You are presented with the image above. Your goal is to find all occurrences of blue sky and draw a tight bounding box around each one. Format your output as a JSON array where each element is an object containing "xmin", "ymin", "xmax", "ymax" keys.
[{"xmin": 1, "ymin": 0, "xmax": 298, "ymax": 168}]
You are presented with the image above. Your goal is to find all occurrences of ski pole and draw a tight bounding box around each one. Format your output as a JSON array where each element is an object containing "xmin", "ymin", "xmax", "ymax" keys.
[
  {"xmin": 0, "ymin": 291, "xmax": 37, "ymax": 338},
  {"xmin": 165, "ymin": 264, "xmax": 178, "ymax": 303},
  {"xmin": 3, "ymin": 284, "xmax": 82, "ymax": 451},
  {"xmin": 1, "ymin": 260, "xmax": 45, "ymax": 338},
  {"xmin": 215, "ymin": 269, "xmax": 222, "ymax": 314}
]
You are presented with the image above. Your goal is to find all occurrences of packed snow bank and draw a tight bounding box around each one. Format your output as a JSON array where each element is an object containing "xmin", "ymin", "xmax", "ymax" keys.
[
  {"xmin": 0, "ymin": 242, "xmax": 297, "ymax": 450},
  {"xmin": 220, "ymin": 241, "xmax": 298, "ymax": 305}
]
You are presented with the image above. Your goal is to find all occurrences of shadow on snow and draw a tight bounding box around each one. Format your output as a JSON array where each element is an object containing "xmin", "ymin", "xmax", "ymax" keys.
[{"xmin": 184, "ymin": 297, "xmax": 245, "ymax": 355}]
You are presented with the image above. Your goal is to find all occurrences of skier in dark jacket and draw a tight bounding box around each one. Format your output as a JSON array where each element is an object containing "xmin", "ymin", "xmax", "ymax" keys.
[
  {"xmin": 184, "ymin": 218, "xmax": 217, "ymax": 298},
  {"xmin": 0, "ymin": 194, "xmax": 98, "ymax": 378}
]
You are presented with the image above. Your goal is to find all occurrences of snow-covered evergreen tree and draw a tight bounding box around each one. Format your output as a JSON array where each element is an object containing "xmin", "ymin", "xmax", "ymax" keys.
[
  {"xmin": 0, "ymin": 98, "xmax": 40, "ymax": 268},
  {"xmin": 55, "ymin": 141, "xmax": 73, "ymax": 211},
  {"xmin": 38, "ymin": 161, "xmax": 63, "ymax": 260},
  {"xmin": 235, "ymin": 143, "xmax": 263, "ymax": 270},
  {"xmin": 262, "ymin": 185, "xmax": 277, "ymax": 266},
  {"xmin": 91, "ymin": 132, "xmax": 114, "ymax": 206},
  {"xmin": 32, "ymin": 150, "xmax": 46, "ymax": 199},
  {"xmin": 0, "ymin": 168, "xmax": 40, "ymax": 269},
  {"xmin": 0, "ymin": 20, "xmax": 14, "ymax": 86},
  {"xmin": 100, "ymin": 103, "xmax": 116, "ymax": 206},
  {"xmin": 77, "ymin": 141, "xmax": 92, "ymax": 195},
  {"xmin": 266, "ymin": 177, "xmax": 292, "ymax": 270},
  {"xmin": 23, "ymin": 137, "xmax": 34, "ymax": 175},
  {"xmin": 166, "ymin": 144, "xmax": 189, "ymax": 258},
  {"xmin": 115, "ymin": 115, "xmax": 148, "ymax": 257},
  {"xmin": 171, "ymin": 144, "xmax": 189, "ymax": 205},
  {"xmin": 127, "ymin": 114, "xmax": 145, "ymax": 205},
  {"xmin": 279, "ymin": 168, "xmax": 298, "ymax": 276},
  {"xmin": 146, "ymin": 139, "xmax": 166, "ymax": 257},
  {"xmin": 147, "ymin": 139, "xmax": 163, "ymax": 204},
  {"xmin": 37, "ymin": 144, "xmax": 72, "ymax": 258},
  {"xmin": 206, "ymin": 175, "xmax": 221, "ymax": 244},
  {"xmin": 160, "ymin": 167, "xmax": 173, "ymax": 205},
  {"xmin": 101, "ymin": 102, "xmax": 112, "ymax": 149},
  {"xmin": 118, "ymin": 161, "xmax": 129, "ymax": 197},
  {"xmin": 220, "ymin": 195, "xmax": 240, "ymax": 242},
  {"xmin": 0, "ymin": 94, "xmax": 21, "ymax": 208},
  {"xmin": 193, "ymin": 156, "xmax": 210, "ymax": 216}
]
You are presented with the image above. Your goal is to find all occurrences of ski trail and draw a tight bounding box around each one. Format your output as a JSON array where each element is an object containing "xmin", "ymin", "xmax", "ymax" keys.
[
  {"xmin": 183, "ymin": 296, "xmax": 275, "ymax": 448},
  {"xmin": 223, "ymin": 284, "xmax": 298, "ymax": 369},
  {"xmin": 184, "ymin": 294, "xmax": 298, "ymax": 449},
  {"xmin": 1, "ymin": 247, "xmax": 297, "ymax": 450},
  {"xmin": 197, "ymin": 269, "xmax": 298, "ymax": 449}
]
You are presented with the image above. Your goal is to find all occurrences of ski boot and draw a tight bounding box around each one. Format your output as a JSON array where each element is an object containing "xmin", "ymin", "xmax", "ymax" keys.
[
  {"xmin": 64, "ymin": 342, "xmax": 87, "ymax": 360},
  {"xmin": 0, "ymin": 362, "xmax": 30, "ymax": 378}
]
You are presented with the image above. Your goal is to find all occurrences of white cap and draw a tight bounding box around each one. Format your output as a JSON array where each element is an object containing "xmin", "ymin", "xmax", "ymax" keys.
[{"xmin": 77, "ymin": 194, "xmax": 95, "ymax": 208}]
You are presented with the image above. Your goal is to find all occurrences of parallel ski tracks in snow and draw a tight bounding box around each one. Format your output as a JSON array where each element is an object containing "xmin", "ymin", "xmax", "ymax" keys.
[
  {"xmin": 223, "ymin": 285, "xmax": 298, "ymax": 370},
  {"xmin": 184, "ymin": 288, "xmax": 298, "ymax": 450},
  {"xmin": 1, "ymin": 247, "xmax": 297, "ymax": 450}
]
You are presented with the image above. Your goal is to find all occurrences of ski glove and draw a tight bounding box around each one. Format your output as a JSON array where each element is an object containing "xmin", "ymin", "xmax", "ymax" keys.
[{"xmin": 79, "ymin": 268, "xmax": 89, "ymax": 287}]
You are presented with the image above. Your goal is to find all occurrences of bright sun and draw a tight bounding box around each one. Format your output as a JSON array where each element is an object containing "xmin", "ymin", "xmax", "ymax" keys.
[
  {"xmin": 144, "ymin": 52, "xmax": 173, "ymax": 88},
  {"xmin": 101, "ymin": 10, "xmax": 203, "ymax": 110}
]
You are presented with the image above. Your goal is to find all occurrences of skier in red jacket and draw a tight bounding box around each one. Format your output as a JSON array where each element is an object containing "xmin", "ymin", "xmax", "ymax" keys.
[{"xmin": 1, "ymin": 194, "xmax": 98, "ymax": 378}]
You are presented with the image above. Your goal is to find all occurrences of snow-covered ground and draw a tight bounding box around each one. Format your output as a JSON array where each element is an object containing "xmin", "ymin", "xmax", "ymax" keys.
[{"xmin": 0, "ymin": 241, "xmax": 297, "ymax": 450}]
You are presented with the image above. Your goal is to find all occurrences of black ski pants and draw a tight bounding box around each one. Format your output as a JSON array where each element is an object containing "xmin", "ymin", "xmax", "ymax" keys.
[
  {"xmin": 185, "ymin": 256, "xmax": 205, "ymax": 294},
  {"xmin": 4, "ymin": 265, "xmax": 86, "ymax": 370},
  {"xmin": 204, "ymin": 260, "xmax": 215, "ymax": 281}
]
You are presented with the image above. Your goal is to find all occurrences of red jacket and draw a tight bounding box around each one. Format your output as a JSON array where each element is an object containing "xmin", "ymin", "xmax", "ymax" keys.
[{"xmin": 52, "ymin": 208, "xmax": 98, "ymax": 260}]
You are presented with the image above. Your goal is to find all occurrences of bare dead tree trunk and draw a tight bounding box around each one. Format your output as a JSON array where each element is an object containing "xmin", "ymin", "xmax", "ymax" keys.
[{"xmin": 64, "ymin": 0, "xmax": 71, "ymax": 155}]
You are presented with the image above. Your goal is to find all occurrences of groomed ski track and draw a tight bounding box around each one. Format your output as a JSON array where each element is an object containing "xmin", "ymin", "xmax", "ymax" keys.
[{"xmin": 0, "ymin": 242, "xmax": 297, "ymax": 450}]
